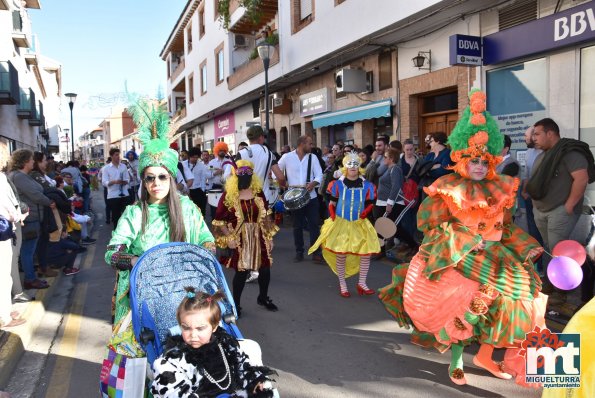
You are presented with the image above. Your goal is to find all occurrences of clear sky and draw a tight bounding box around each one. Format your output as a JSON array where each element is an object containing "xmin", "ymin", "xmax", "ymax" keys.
[{"xmin": 29, "ymin": 0, "xmax": 187, "ymax": 134}]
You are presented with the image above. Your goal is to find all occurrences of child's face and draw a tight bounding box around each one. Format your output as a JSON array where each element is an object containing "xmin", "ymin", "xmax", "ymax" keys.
[{"xmin": 180, "ymin": 309, "xmax": 217, "ymax": 349}]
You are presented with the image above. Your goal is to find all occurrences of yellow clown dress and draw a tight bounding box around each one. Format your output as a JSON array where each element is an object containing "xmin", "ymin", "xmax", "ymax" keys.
[{"xmin": 309, "ymin": 176, "xmax": 380, "ymax": 276}]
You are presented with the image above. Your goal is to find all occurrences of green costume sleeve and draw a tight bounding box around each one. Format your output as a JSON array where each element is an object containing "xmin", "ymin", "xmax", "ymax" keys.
[{"xmin": 105, "ymin": 204, "xmax": 142, "ymax": 268}]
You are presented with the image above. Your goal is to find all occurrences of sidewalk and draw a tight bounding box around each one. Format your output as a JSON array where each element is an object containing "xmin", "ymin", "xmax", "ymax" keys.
[{"xmin": 0, "ymin": 190, "xmax": 105, "ymax": 390}]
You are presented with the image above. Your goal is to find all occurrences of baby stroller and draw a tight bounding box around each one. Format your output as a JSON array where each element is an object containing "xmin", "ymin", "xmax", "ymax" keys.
[{"xmin": 129, "ymin": 242, "xmax": 242, "ymax": 366}]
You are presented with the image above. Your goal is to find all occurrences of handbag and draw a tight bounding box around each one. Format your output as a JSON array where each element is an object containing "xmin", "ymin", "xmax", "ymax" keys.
[
  {"xmin": 21, "ymin": 221, "xmax": 39, "ymax": 240},
  {"xmin": 99, "ymin": 349, "xmax": 147, "ymax": 398},
  {"xmin": 100, "ymin": 311, "xmax": 147, "ymax": 398},
  {"xmin": 402, "ymin": 159, "xmax": 419, "ymax": 204}
]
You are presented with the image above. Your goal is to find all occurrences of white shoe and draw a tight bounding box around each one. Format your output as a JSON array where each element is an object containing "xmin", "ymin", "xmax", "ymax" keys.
[{"xmin": 246, "ymin": 271, "xmax": 259, "ymax": 283}]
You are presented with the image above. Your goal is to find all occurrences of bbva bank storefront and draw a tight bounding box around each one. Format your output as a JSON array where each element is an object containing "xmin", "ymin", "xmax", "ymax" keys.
[{"xmin": 481, "ymin": 1, "xmax": 595, "ymax": 154}]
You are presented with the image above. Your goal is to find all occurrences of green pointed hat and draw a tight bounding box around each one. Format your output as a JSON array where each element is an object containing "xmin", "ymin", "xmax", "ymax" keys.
[
  {"xmin": 447, "ymin": 88, "xmax": 504, "ymax": 160},
  {"xmin": 128, "ymin": 98, "xmax": 179, "ymax": 176}
]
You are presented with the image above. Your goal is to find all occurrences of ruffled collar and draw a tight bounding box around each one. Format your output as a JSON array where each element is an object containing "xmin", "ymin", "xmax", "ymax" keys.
[{"xmin": 423, "ymin": 173, "xmax": 519, "ymax": 218}]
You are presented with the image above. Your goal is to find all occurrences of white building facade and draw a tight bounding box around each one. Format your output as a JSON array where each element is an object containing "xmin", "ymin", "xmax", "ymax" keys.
[{"xmin": 0, "ymin": 0, "xmax": 64, "ymax": 167}]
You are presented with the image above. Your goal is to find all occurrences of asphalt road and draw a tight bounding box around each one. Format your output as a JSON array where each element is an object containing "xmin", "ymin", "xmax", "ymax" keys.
[{"xmin": 5, "ymin": 194, "xmax": 542, "ymax": 398}]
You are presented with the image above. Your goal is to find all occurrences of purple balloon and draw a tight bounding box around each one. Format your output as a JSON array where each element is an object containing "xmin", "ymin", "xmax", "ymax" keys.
[{"xmin": 547, "ymin": 256, "xmax": 583, "ymax": 290}]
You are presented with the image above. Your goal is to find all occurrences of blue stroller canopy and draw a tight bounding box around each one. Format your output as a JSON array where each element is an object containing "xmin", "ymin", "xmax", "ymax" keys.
[{"xmin": 129, "ymin": 242, "xmax": 241, "ymax": 365}]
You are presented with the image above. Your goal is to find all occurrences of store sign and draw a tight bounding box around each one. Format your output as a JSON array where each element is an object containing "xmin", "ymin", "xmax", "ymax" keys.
[
  {"xmin": 484, "ymin": 2, "xmax": 595, "ymax": 64},
  {"xmin": 300, "ymin": 88, "xmax": 330, "ymax": 117},
  {"xmin": 449, "ymin": 34, "xmax": 482, "ymax": 65},
  {"xmin": 214, "ymin": 111, "xmax": 235, "ymax": 139},
  {"xmin": 494, "ymin": 110, "xmax": 547, "ymax": 151}
]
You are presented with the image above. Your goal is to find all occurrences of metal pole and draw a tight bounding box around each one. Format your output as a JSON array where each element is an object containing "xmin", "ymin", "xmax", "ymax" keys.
[
  {"xmin": 263, "ymin": 57, "xmax": 270, "ymax": 147},
  {"xmin": 69, "ymin": 102, "xmax": 74, "ymax": 161}
]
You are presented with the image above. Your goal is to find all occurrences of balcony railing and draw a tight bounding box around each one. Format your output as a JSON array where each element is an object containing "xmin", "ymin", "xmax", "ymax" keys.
[
  {"xmin": 0, "ymin": 61, "xmax": 19, "ymax": 104},
  {"xmin": 12, "ymin": 10, "xmax": 31, "ymax": 48},
  {"xmin": 170, "ymin": 57, "xmax": 185, "ymax": 83},
  {"xmin": 29, "ymin": 100, "xmax": 41, "ymax": 126},
  {"xmin": 228, "ymin": 45, "xmax": 279, "ymax": 90},
  {"xmin": 17, "ymin": 88, "xmax": 35, "ymax": 118}
]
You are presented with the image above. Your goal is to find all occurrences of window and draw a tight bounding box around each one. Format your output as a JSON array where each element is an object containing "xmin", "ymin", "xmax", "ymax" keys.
[
  {"xmin": 300, "ymin": 0, "xmax": 312, "ymax": 20},
  {"xmin": 378, "ymin": 51, "xmax": 392, "ymax": 91},
  {"xmin": 215, "ymin": 46, "xmax": 224, "ymax": 85},
  {"xmin": 486, "ymin": 58, "xmax": 547, "ymax": 150},
  {"xmin": 292, "ymin": 0, "xmax": 314, "ymax": 34},
  {"xmin": 200, "ymin": 61, "xmax": 207, "ymax": 95},
  {"xmin": 580, "ymin": 46, "xmax": 595, "ymax": 152},
  {"xmin": 186, "ymin": 22, "xmax": 193, "ymax": 53},
  {"xmin": 188, "ymin": 74, "xmax": 194, "ymax": 103},
  {"xmin": 214, "ymin": 0, "xmax": 220, "ymax": 20},
  {"xmin": 499, "ymin": 0, "xmax": 537, "ymax": 31},
  {"xmin": 199, "ymin": 7, "xmax": 206, "ymax": 38}
]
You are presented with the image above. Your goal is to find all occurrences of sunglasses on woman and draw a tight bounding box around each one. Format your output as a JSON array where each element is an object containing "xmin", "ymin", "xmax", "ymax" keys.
[{"xmin": 143, "ymin": 174, "xmax": 170, "ymax": 183}]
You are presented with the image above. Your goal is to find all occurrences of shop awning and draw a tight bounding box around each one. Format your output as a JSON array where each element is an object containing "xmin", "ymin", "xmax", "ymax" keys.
[{"xmin": 312, "ymin": 99, "xmax": 392, "ymax": 129}]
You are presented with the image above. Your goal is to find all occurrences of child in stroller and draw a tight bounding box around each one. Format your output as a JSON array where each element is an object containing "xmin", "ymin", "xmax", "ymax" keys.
[{"xmin": 151, "ymin": 288, "xmax": 277, "ymax": 398}]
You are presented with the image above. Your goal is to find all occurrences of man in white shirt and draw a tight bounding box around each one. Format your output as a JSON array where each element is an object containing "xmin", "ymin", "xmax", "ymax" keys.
[
  {"xmin": 278, "ymin": 135, "xmax": 323, "ymax": 263},
  {"xmin": 184, "ymin": 147, "xmax": 208, "ymax": 215},
  {"xmin": 98, "ymin": 157, "xmax": 111, "ymax": 224},
  {"xmin": 233, "ymin": 126, "xmax": 286, "ymax": 204},
  {"xmin": 101, "ymin": 148, "xmax": 130, "ymax": 228}
]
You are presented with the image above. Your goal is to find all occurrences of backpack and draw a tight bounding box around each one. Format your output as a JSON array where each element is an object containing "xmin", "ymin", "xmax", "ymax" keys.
[{"xmin": 401, "ymin": 158, "xmax": 419, "ymax": 204}]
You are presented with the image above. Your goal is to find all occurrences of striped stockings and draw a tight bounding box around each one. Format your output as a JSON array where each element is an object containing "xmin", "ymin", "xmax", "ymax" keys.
[
  {"xmin": 336, "ymin": 254, "xmax": 347, "ymax": 294},
  {"xmin": 358, "ymin": 255, "xmax": 371, "ymax": 289}
]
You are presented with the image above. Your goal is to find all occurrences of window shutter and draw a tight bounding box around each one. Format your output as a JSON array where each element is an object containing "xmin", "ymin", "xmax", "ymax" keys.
[
  {"xmin": 499, "ymin": 0, "xmax": 537, "ymax": 31},
  {"xmin": 300, "ymin": 0, "xmax": 312, "ymax": 20}
]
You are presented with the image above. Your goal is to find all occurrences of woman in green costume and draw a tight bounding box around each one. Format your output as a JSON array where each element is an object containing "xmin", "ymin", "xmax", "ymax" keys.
[{"xmin": 105, "ymin": 99, "xmax": 215, "ymax": 325}]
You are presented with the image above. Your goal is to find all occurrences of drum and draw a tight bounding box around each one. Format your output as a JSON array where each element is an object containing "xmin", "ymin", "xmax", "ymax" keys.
[
  {"xmin": 282, "ymin": 187, "xmax": 310, "ymax": 211},
  {"xmin": 267, "ymin": 180, "xmax": 280, "ymax": 207},
  {"xmin": 207, "ymin": 189, "xmax": 223, "ymax": 208}
]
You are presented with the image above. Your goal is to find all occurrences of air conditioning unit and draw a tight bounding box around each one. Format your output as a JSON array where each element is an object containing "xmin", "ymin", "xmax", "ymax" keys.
[
  {"xmin": 233, "ymin": 34, "xmax": 247, "ymax": 48},
  {"xmin": 335, "ymin": 68, "xmax": 367, "ymax": 93}
]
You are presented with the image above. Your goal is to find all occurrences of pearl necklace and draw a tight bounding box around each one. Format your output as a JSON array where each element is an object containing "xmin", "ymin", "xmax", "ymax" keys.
[{"xmin": 201, "ymin": 343, "xmax": 231, "ymax": 391}]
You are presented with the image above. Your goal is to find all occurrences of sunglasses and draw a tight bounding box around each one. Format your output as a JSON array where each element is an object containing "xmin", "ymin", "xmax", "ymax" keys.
[
  {"xmin": 143, "ymin": 174, "xmax": 170, "ymax": 183},
  {"xmin": 470, "ymin": 158, "xmax": 490, "ymax": 167}
]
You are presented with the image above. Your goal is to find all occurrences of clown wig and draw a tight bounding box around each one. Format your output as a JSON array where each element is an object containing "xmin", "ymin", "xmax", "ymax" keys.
[{"xmin": 223, "ymin": 159, "xmax": 263, "ymax": 209}]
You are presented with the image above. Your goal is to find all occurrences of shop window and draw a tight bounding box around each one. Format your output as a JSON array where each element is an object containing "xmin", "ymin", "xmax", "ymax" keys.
[
  {"xmin": 487, "ymin": 59, "xmax": 546, "ymax": 115},
  {"xmin": 580, "ymin": 46, "xmax": 595, "ymax": 152},
  {"xmin": 486, "ymin": 58, "xmax": 546, "ymax": 150}
]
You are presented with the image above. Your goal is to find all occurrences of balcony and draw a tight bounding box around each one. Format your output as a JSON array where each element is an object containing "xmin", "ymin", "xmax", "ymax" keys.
[
  {"xmin": 17, "ymin": 88, "xmax": 35, "ymax": 119},
  {"xmin": 229, "ymin": 0, "xmax": 278, "ymax": 35},
  {"xmin": 0, "ymin": 61, "xmax": 19, "ymax": 105},
  {"xmin": 12, "ymin": 10, "xmax": 32, "ymax": 48},
  {"xmin": 228, "ymin": 45, "xmax": 279, "ymax": 90},
  {"xmin": 170, "ymin": 56, "xmax": 185, "ymax": 83},
  {"xmin": 29, "ymin": 100, "xmax": 42, "ymax": 126}
]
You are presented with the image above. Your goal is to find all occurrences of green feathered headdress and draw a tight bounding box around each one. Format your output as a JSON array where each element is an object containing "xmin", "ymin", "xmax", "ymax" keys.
[
  {"xmin": 446, "ymin": 89, "xmax": 504, "ymax": 178},
  {"xmin": 127, "ymin": 97, "xmax": 179, "ymax": 176}
]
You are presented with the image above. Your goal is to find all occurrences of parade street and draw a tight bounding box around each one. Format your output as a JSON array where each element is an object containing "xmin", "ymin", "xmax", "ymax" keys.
[{"xmin": 4, "ymin": 193, "xmax": 541, "ymax": 398}]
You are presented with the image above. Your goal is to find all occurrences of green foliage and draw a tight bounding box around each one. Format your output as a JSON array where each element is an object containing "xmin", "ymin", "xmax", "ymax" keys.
[
  {"xmin": 447, "ymin": 108, "xmax": 504, "ymax": 156},
  {"xmin": 218, "ymin": 0, "xmax": 264, "ymax": 31}
]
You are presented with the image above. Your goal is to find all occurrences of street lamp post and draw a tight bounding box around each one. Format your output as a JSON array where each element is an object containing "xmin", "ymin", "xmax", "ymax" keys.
[
  {"xmin": 65, "ymin": 92, "xmax": 77, "ymax": 161},
  {"xmin": 257, "ymin": 43, "xmax": 275, "ymax": 147},
  {"xmin": 63, "ymin": 128, "xmax": 69, "ymax": 161}
]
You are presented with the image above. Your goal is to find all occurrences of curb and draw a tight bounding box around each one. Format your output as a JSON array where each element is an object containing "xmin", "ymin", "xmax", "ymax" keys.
[{"xmin": 0, "ymin": 271, "xmax": 63, "ymax": 389}]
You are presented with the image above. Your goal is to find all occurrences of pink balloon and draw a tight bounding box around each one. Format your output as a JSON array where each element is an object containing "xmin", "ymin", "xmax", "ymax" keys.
[
  {"xmin": 547, "ymin": 256, "xmax": 583, "ymax": 290},
  {"xmin": 552, "ymin": 240, "xmax": 586, "ymax": 266}
]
